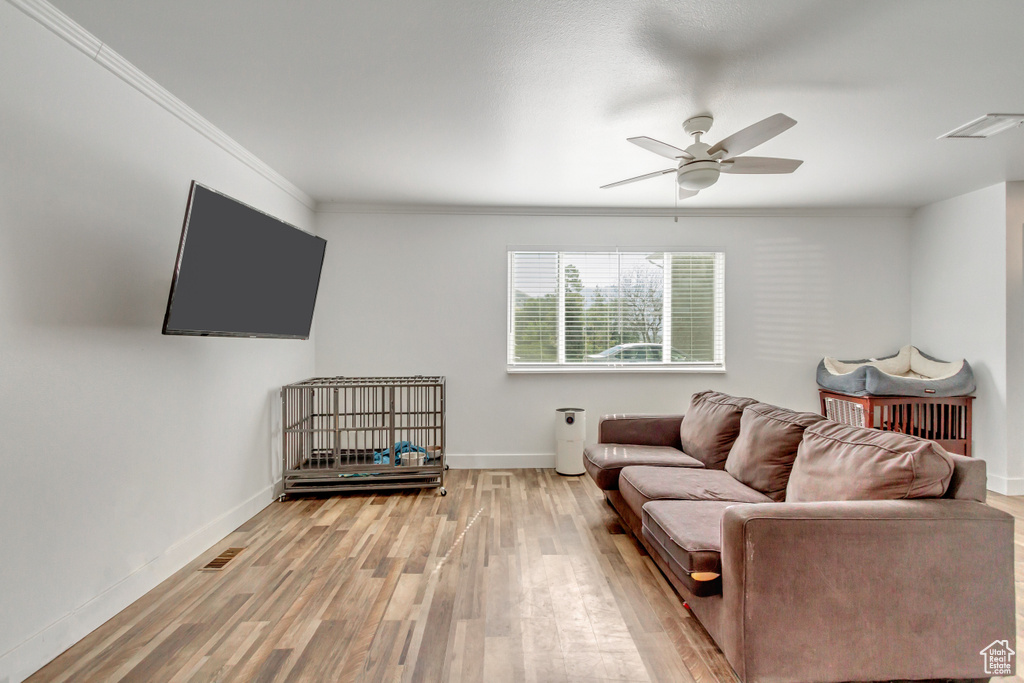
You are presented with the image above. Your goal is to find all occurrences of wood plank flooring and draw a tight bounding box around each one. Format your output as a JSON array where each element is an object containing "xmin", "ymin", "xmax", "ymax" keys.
[
  {"xmin": 29, "ymin": 475, "xmax": 1024, "ymax": 683},
  {"xmin": 29, "ymin": 470, "xmax": 732, "ymax": 683}
]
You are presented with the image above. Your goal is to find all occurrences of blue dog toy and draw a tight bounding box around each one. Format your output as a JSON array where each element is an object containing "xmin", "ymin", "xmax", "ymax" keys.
[{"xmin": 374, "ymin": 441, "xmax": 427, "ymax": 465}]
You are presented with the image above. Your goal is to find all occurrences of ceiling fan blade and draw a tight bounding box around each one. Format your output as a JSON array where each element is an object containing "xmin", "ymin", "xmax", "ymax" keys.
[
  {"xmin": 720, "ymin": 157, "xmax": 804, "ymax": 174},
  {"xmin": 678, "ymin": 187, "xmax": 699, "ymax": 200},
  {"xmin": 707, "ymin": 113, "xmax": 797, "ymax": 159},
  {"xmin": 600, "ymin": 168, "xmax": 676, "ymax": 189},
  {"xmin": 628, "ymin": 136, "xmax": 694, "ymax": 160}
]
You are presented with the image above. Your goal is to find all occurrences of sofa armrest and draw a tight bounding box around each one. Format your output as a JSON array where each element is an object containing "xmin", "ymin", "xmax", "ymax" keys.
[
  {"xmin": 719, "ymin": 500, "xmax": 1015, "ymax": 682},
  {"xmin": 598, "ymin": 414, "xmax": 684, "ymax": 448}
]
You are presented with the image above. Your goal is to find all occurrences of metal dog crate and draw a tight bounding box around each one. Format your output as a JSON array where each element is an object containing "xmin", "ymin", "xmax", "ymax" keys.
[
  {"xmin": 282, "ymin": 376, "xmax": 446, "ymax": 496},
  {"xmin": 819, "ymin": 389, "xmax": 974, "ymax": 457}
]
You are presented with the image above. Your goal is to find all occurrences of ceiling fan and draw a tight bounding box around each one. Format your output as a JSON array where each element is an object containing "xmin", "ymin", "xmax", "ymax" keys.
[{"xmin": 601, "ymin": 113, "xmax": 803, "ymax": 199}]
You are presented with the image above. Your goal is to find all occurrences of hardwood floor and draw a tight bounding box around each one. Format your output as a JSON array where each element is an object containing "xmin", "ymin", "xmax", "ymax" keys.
[
  {"xmin": 29, "ymin": 470, "xmax": 733, "ymax": 683},
  {"xmin": 29, "ymin": 474, "xmax": 1024, "ymax": 683}
]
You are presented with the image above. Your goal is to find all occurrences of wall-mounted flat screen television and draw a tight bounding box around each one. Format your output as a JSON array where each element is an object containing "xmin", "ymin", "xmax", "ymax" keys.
[{"xmin": 162, "ymin": 181, "xmax": 327, "ymax": 339}]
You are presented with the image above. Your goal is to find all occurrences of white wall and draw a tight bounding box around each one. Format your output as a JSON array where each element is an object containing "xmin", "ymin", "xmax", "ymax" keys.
[
  {"xmin": 0, "ymin": 5, "xmax": 315, "ymax": 681},
  {"xmin": 314, "ymin": 211, "xmax": 911, "ymax": 465},
  {"xmin": 1005, "ymin": 181, "xmax": 1024, "ymax": 487},
  {"xmin": 910, "ymin": 184, "xmax": 1010, "ymax": 491}
]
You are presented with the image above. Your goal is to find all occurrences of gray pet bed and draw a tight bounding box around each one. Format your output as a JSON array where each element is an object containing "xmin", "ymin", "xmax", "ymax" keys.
[{"xmin": 816, "ymin": 345, "xmax": 975, "ymax": 397}]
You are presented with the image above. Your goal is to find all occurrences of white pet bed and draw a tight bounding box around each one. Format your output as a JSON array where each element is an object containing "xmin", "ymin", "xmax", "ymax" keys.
[{"xmin": 816, "ymin": 345, "xmax": 975, "ymax": 397}]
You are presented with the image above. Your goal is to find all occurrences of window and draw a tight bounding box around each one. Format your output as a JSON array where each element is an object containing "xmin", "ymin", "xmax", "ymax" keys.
[{"xmin": 507, "ymin": 249, "xmax": 725, "ymax": 372}]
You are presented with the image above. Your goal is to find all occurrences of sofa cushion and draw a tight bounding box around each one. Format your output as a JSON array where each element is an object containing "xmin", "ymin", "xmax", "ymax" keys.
[
  {"xmin": 944, "ymin": 453, "xmax": 987, "ymax": 503},
  {"xmin": 598, "ymin": 414, "xmax": 683, "ymax": 450},
  {"xmin": 786, "ymin": 421, "xmax": 955, "ymax": 502},
  {"xmin": 642, "ymin": 500, "xmax": 740, "ymax": 597},
  {"xmin": 620, "ymin": 466, "xmax": 771, "ymax": 518},
  {"xmin": 678, "ymin": 391, "xmax": 758, "ymax": 469},
  {"xmin": 725, "ymin": 403, "xmax": 824, "ymax": 501},
  {"xmin": 583, "ymin": 444, "xmax": 703, "ymax": 491}
]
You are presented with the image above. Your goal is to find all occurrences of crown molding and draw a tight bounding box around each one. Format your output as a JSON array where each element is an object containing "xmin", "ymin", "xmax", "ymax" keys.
[
  {"xmin": 315, "ymin": 202, "xmax": 913, "ymax": 219},
  {"xmin": 7, "ymin": 0, "xmax": 101, "ymax": 57},
  {"xmin": 6, "ymin": 0, "xmax": 315, "ymax": 211}
]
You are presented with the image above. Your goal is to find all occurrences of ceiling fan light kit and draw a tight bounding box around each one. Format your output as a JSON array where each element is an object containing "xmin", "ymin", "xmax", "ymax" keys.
[
  {"xmin": 677, "ymin": 160, "xmax": 720, "ymax": 191},
  {"xmin": 602, "ymin": 113, "xmax": 803, "ymax": 200}
]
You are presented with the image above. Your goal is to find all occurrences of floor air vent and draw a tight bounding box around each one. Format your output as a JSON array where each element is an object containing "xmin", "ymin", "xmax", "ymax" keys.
[{"xmin": 201, "ymin": 547, "xmax": 245, "ymax": 571}]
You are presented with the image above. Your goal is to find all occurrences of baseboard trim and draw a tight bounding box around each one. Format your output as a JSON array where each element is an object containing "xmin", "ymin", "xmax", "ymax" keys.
[
  {"xmin": 987, "ymin": 474, "xmax": 1024, "ymax": 496},
  {"xmin": 447, "ymin": 453, "xmax": 556, "ymax": 469},
  {"xmin": 0, "ymin": 485, "xmax": 274, "ymax": 683}
]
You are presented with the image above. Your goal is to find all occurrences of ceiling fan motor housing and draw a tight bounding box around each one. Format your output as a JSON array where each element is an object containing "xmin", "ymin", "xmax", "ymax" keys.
[
  {"xmin": 683, "ymin": 115, "xmax": 714, "ymax": 137},
  {"xmin": 678, "ymin": 160, "xmax": 720, "ymax": 191}
]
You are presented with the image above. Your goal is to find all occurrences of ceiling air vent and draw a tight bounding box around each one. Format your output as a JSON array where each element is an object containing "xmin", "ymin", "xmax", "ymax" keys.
[
  {"xmin": 201, "ymin": 547, "xmax": 245, "ymax": 571},
  {"xmin": 940, "ymin": 114, "xmax": 1024, "ymax": 139}
]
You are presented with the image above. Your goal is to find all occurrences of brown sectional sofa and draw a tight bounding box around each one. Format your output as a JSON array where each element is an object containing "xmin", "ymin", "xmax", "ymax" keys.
[{"xmin": 584, "ymin": 390, "xmax": 1015, "ymax": 683}]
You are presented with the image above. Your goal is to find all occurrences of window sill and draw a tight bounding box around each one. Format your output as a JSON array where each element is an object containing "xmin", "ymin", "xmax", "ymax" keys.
[{"xmin": 506, "ymin": 364, "xmax": 726, "ymax": 374}]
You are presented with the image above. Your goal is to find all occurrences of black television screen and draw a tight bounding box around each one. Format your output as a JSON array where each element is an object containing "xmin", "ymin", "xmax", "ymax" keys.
[{"xmin": 162, "ymin": 182, "xmax": 327, "ymax": 339}]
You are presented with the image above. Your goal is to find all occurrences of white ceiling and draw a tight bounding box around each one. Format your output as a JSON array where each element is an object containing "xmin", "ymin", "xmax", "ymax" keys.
[{"xmin": 50, "ymin": 0, "xmax": 1024, "ymax": 209}]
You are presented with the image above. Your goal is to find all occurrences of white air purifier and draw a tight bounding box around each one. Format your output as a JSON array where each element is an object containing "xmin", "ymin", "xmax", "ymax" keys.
[{"xmin": 555, "ymin": 408, "xmax": 586, "ymax": 476}]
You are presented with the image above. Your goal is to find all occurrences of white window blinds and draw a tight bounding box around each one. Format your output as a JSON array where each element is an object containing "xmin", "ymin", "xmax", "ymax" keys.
[{"xmin": 508, "ymin": 249, "xmax": 725, "ymax": 371}]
